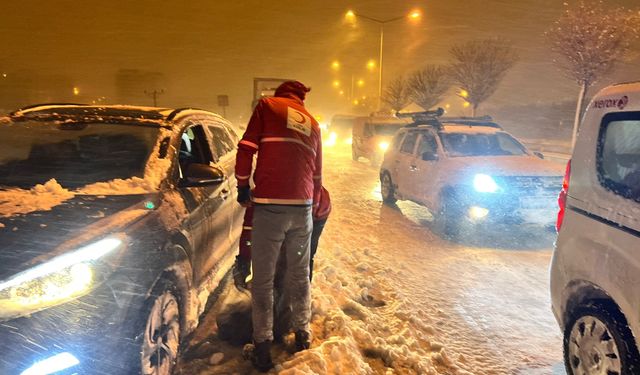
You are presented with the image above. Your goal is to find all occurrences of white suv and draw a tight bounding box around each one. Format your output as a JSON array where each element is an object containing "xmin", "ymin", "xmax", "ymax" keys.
[
  {"xmin": 551, "ymin": 82, "xmax": 640, "ymax": 374},
  {"xmin": 379, "ymin": 113, "xmax": 564, "ymax": 237}
]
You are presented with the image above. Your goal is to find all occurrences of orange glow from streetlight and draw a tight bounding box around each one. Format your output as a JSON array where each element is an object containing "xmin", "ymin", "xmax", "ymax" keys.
[
  {"xmin": 331, "ymin": 61, "xmax": 340, "ymax": 70},
  {"xmin": 339, "ymin": 90, "xmax": 344, "ymax": 96},
  {"xmin": 463, "ymin": 102, "xmax": 471, "ymax": 108},
  {"xmin": 459, "ymin": 89, "xmax": 469, "ymax": 98},
  {"xmin": 345, "ymin": 10, "xmax": 355, "ymax": 19},
  {"xmin": 357, "ymin": 79, "xmax": 365, "ymax": 87},
  {"xmin": 409, "ymin": 9, "xmax": 422, "ymax": 20},
  {"xmin": 332, "ymin": 80, "xmax": 340, "ymax": 88},
  {"xmin": 367, "ymin": 60, "xmax": 376, "ymax": 70},
  {"xmin": 353, "ymin": 99, "xmax": 359, "ymax": 105},
  {"xmin": 73, "ymin": 87, "xmax": 80, "ymax": 96}
]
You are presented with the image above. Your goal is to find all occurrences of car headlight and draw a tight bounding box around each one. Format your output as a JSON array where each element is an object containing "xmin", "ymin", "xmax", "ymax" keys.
[
  {"xmin": 473, "ymin": 174, "xmax": 499, "ymax": 193},
  {"xmin": 378, "ymin": 141, "xmax": 390, "ymax": 152},
  {"xmin": 0, "ymin": 237, "xmax": 123, "ymax": 320}
]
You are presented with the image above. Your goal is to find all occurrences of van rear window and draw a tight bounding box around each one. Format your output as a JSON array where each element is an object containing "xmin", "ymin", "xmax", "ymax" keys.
[{"xmin": 597, "ymin": 111, "xmax": 640, "ymax": 202}]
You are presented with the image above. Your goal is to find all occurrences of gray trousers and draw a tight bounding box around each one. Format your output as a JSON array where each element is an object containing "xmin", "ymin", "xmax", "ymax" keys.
[{"xmin": 251, "ymin": 204, "xmax": 312, "ymax": 343}]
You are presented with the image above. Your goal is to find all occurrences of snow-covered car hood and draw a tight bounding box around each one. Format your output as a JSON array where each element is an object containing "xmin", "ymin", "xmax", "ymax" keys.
[
  {"xmin": 448, "ymin": 154, "xmax": 564, "ymax": 177},
  {"xmin": 0, "ymin": 194, "xmax": 154, "ymax": 281}
]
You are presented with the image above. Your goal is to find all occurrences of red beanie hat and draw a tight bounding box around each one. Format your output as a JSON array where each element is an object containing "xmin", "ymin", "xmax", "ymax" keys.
[{"xmin": 274, "ymin": 81, "xmax": 311, "ymax": 101}]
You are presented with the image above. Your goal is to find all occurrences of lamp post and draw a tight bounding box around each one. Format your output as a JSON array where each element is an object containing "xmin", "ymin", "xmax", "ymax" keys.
[{"xmin": 345, "ymin": 9, "xmax": 421, "ymax": 111}]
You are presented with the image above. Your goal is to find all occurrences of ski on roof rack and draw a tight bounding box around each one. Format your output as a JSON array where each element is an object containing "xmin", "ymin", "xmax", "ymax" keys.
[{"xmin": 396, "ymin": 108, "xmax": 445, "ymax": 128}]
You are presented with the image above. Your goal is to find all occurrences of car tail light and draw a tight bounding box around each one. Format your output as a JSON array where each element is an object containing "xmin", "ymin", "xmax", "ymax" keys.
[{"xmin": 556, "ymin": 159, "xmax": 572, "ymax": 232}]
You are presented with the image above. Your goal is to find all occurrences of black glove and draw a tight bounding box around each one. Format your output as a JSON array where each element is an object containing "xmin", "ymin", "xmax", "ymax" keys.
[{"xmin": 237, "ymin": 185, "xmax": 251, "ymax": 205}]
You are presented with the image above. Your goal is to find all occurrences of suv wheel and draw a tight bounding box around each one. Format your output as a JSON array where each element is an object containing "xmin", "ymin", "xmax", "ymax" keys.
[
  {"xmin": 564, "ymin": 302, "xmax": 640, "ymax": 375},
  {"xmin": 380, "ymin": 172, "xmax": 397, "ymax": 205},
  {"xmin": 141, "ymin": 281, "xmax": 182, "ymax": 375}
]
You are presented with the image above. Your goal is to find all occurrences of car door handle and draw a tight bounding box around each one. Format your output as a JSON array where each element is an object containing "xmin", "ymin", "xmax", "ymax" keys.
[{"xmin": 410, "ymin": 165, "xmax": 417, "ymax": 171}]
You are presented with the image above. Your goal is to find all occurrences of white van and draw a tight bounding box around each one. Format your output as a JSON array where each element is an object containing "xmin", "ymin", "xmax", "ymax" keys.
[{"xmin": 551, "ymin": 82, "xmax": 640, "ymax": 374}]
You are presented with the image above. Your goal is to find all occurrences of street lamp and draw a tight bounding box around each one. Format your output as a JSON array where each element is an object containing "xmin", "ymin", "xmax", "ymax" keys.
[{"xmin": 345, "ymin": 8, "xmax": 422, "ymax": 110}]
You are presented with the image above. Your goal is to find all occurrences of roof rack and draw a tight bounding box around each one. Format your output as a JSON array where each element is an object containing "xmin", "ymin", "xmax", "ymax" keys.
[
  {"xmin": 396, "ymin": 108, "xmax": 445, "ymax": 128},
  {"xmin": 439, "ymin": 116, "xmax": 502, "ymax": 129}
]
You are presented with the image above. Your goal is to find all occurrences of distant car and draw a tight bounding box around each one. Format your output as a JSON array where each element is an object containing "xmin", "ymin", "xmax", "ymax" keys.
[
  {"xmin": 551, "ymin": 82, "xmax": 640, "ymax": 374},
  {"xmin": 379, "ymin": 112, "xmax": 564, "ymax": 237},
  {"xmin": 352, "ymin": 115, "xmax": 410, "ymax": 164},
  {"xmin": 0, "ymin": 104, "xmax": 243, "ymax": 375}
]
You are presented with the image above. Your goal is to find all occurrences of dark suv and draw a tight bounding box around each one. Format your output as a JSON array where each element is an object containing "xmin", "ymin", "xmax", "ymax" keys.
[{"xmin": 0, "ymin": 104, "xmax": 243, "ymax": 374}]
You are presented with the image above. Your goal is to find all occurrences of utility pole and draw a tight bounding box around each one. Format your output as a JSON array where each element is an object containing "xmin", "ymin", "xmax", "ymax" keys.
[{"xmin": 144, "ymin": 89, "xmax": 164, "ymax": 107}]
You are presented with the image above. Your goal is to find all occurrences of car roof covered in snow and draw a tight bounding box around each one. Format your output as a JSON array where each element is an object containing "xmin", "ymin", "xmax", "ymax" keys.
[{"xmin": 8, "ymin": 104, "xmax": 225, "ymax": 128}]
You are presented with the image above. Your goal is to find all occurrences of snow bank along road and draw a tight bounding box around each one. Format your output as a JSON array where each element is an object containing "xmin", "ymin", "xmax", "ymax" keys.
[{"xmin": 178, "ymin": 145, "xmax": 565, "ymax": 375}]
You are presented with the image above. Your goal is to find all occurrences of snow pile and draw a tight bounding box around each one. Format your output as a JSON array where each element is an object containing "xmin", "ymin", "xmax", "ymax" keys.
[
  {"xmin": 271, "ymin": 242, "xmax": 456, "ymax": 375},
  {"xmin": 0, "ymin": 179, "xmax": 74, "ymax": 217}
]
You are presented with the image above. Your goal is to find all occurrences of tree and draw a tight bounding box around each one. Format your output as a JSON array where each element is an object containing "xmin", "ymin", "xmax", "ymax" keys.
[
  {"xmin": 407, "ymin": 66, "xmax": 451, "ymax": 111},
  {"xmin": 547, "ymin": 1, "xmax": 639, "ymax": 148},
  {"xmin": 382, "ymin": 76, "xmax": 411, "ymax": 112},
  {"xmin": 449, "ymin": 39, "xmax": 518, "ymax": 116}
]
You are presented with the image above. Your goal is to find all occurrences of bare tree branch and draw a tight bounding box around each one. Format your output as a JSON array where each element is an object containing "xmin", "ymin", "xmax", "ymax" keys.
[
  {"xmin": 382, "ymin": 76, "xmax": 411, "ymax": 112},
  {"xmin": 546, "ymin": 0, "xmax": 639, "ymax": 147},
  {"xmin": 407, "ymin": 66, "xmax": 451, "ymax": 110},
  {"xmin": 448, "ymin": 39, "xmax": 518, "ymax": 115},
  {"xmin": 546, "ymin": 0, "xmax": 639, "ymax": 89}
]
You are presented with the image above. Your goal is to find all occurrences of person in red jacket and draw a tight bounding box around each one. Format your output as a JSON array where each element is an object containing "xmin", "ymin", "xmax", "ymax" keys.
[
  {"xmin": 233, "ymin": 186, "xmax": 331, "ymax": 288},
  {"xmin": 235, "ymin": 80, "xmax": 321, "ymax": 372}
]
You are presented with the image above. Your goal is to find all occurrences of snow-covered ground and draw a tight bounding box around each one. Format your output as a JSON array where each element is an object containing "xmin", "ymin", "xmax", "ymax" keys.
[{"xmin": 177, "ymin": 144, "xmax": 565, "ymax": 375}]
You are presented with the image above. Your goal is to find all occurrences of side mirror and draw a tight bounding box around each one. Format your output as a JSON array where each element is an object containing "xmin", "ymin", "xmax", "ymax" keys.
[
  {"xmin": 422, "ymin": 151, "xmax": 438, "ymax": 161},
  {"xmin": 181, "ymin": 163, "xmax": 225, "ymax": 187},
  {"xmin": 534, "ymin": 151, "xmax": 544, "ymax": 159}
]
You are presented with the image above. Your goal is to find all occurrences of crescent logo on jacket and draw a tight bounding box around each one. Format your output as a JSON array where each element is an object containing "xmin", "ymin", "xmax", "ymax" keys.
[{"xmin": 235, "ymin": 94, "xmax": 322, "ymax": 206}]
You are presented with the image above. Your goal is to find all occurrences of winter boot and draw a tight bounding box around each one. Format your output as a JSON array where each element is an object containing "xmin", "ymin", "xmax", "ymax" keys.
[
  {"xmin": 294, "ymin": 330, "xmax": 311, "ymax": 352},
  {"xmin": 252, "ymin": 340, "xmax": 274, "ymax": 372},
  {"xmin": 232, "ymin": 255, "xmax": 251, "ymax": 290}
]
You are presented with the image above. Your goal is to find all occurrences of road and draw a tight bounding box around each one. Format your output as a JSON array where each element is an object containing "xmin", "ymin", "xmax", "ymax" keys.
[{"xmin": 178, "ymin": 144, "xmax": 566, "ymax": 374}]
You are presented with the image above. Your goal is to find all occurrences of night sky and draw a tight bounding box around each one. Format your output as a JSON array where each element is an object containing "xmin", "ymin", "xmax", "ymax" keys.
[{"xmin": 1, "ymin": 0, "xmax": 638, "ymax": 122}]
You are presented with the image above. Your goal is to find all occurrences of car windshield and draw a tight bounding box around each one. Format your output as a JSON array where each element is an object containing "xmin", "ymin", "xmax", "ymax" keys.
[
  {"xmin": 0, "ymin": 121, "xmax": 160, "ymax": 190},
  {"xmin": 440, "ymin": 132, "xmax": 527, "ymax": 157},
  {"xmin": 374, "ymin": 125, "xmax": 403, "ymax": 136}
]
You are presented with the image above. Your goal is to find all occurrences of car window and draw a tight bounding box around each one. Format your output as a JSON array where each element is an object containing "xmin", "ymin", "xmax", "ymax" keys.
[
  {"xmin": 0, "ymin": 121, "xmax": 159, "ymax": 190},
  {"xmin": 208, "ymin": 125, "xmax": 236, "ymax": 160},
  {"xmin": 400, "ymin": 132, "xmax": 418, "ymax": 154},
  {"xmin": 179, "ymin": 124, "xmax": 213, "ymax": 173},
  {"xmin": 440, "ymin": 132, "xmax": 527, "ymax": 157},
  {"xmin": 417, "ymin": 132, "xmax": 438, "ymax": 156},
  {"xmin": 391, "ymin": 132, "xmax": 406, "ymax": 151},
  {"xmin": 597, "ymin": 112, "xmax": 640, "ymax": 202}
]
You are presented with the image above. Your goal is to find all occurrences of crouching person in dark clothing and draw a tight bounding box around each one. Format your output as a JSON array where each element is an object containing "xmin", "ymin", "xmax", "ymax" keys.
[{"xmin": 234, "ymin": 80, "xmax": 322, "ymax": 372}]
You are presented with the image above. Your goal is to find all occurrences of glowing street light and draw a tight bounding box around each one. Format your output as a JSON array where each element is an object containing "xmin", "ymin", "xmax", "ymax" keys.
[
  {"xmin": 357, "ymin": 79, "xmax": 365, "ymax": 87},
  {"xmin": 332, "ymin": 80, "xmax": 340, "ymax": 88},
  {"xmin": 409, "ymin": 9, "xmax": 422, "ymax": 20},
  {"xmin": 366, "ymin": 60, "xmax": 376, "ymax": 70},
  {"xmin": 73, "ymin": 87, "xmax": 80, "ymax": 96},
  {"xmin": 343, "ymin": 9, "xmax": 422, "ymax": 110},
  {"xmin": 2, "ymin": 73, "xmax": 6, "ymax": 78},
  {"xmin": 331, "ymin": 61, "xmax": 340, "ymax": 70},
  {"xmin": 339, "ymin": 90, "xmax": 344, "ymax": 96}
]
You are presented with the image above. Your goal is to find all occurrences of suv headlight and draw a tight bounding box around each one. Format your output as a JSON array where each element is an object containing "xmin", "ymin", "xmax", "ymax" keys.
[
  {"xmin": 378, "ymin": 141, "xmax": 390, "ymax": 151},
  {"xmin": 473, "ymin": 174, "xmax": 499, "ymax": 193},
  {"xmin": 0, "ymin": 237, "xmax": 123, "ymax": 320}
]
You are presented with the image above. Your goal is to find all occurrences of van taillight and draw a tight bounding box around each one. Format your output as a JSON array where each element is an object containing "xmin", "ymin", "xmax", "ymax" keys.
[{"xmin": 556, "ymin": 159, "xmax": 572, "ymax": 232}]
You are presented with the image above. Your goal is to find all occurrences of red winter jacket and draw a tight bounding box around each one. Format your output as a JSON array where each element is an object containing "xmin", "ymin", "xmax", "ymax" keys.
[{"xmin": 235, "ymin": 93, "xmax": 322, "ymax": 205}]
